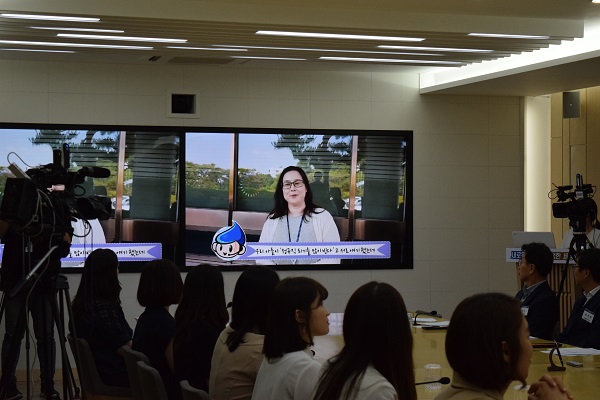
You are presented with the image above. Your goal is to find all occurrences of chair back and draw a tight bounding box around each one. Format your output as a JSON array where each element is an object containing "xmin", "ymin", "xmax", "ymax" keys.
[
  {"xmin": 136, "ymin": 361, "xmax": 169, "ymax": 400},
  {"xmin": 180, "ymin": 380, "xmax": 210, "ymax": 400},
  {"xmin": 67, "ymin": 335, "xmax": 132, "ymax": 398},
  {"xmin": 118, "ymin": 346, "xmax": 150, "ymax": 400}
]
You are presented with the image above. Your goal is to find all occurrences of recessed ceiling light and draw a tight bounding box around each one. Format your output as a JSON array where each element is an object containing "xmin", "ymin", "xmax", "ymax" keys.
[
  {"xmin": 320, "ymin": 56, "xmax": 463, "ymax": 65},
  {"xmin": 58, "ymin": 34, "xmax": 186, "ymax": 43},
  {"xmin": 167, "ymin": 46, "xmax": 247, "ymax": 51},
  {"xmin": 32, "ymin": 27, "xmax": 124, "ymax": 33},
  {"xmin": 1, "ymin": 13, "xmax": 99, "ymax": 22},
  {"xmin": 0, "ymin": 48, "xmax": 75, "ymax": 53},
  {"xmin": 468, "ymin": 33, "xmax": 550, "ymax": 39},
  {"xmin": 0, "ymin": 40, "xmax": 152, "ymax": 50},
  {"xmin": 231, "ymin": 56, "xmax": 306, "ymax": 61},
  {"xmin": 592, "ymin": 0, "xmax": 600, "ymax": 4},
  {"xmin": 215, "ymin": 44, "xmax": 441, "ymax": 56},
  {"xmin": 256, "ymin": 30, "xmax": 424, "ymax": 42},
  {"xmin": 379, "ymin": 45, "xmax": 493, "ymax": 53}
]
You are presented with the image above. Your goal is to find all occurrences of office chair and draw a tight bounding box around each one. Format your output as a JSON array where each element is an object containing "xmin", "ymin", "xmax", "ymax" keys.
[
  {"xmin": 67, "ymin": 336, "xmax": 132, "ymax": 400},
  {"xmin": 136, "ymin": 361, "xmax": 168, "ymax": 400},
  {"xmin": 180, "ymin": 380, "xmax": 210, "ymax": 400},
  {"xmin": 118, "ymin": 346, "xmax": 150, "ymax": 400}
]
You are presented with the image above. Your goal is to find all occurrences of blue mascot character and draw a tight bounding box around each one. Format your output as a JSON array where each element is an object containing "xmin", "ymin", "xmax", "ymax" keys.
[{"xmin": 211, "ymin": 221, "xmax": 247, "ymax": 261}]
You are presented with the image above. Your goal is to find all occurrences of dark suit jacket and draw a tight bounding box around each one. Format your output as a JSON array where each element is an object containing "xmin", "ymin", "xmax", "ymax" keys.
[
  {"xmin": 556, "ymin": 292, "xmax": 600, "ymax": 349},
  {"xmin": 515, "ymin": 280, "xmax": 559, "ymax": 340}
]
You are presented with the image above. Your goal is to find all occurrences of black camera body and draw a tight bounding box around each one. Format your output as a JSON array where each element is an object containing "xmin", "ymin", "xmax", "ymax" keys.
[
  {"xmin": 552, "ymin": 173, "xmax": 595, "ymax": 233},
  {"xmin": 0, "ymin": 161, "xmax": 111, "ymax": 235}
]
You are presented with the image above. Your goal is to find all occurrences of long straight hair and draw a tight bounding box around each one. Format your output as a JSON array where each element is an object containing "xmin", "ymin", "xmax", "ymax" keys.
[
  {"xmin": 226, "ymin": 266, "xmax": 280, "ymax": 352},
  {"xmin": 268, "ymin": 165, "xmax": 321, "ymax": 220},
  {"xmin": 262, "ymin": 277, "xmax": 328, "ymax": 359},
  {"xmin": 313, "ymin": 282, "xmax": 416, "ymax": 400},
  {"xmin": 72, "ymin": 248, "xmax": 122, "ymax": 318},
  {"xmin": 174, "ymin": 265, "xmax": 228, "ymax": 354}
]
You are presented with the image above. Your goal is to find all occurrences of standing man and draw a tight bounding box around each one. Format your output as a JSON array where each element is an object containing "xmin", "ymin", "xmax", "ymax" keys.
[
  {"xmin": 556, "ymin": 247, "xmax": 600, "ymax": 349},
  {"xmin": 515, "ymin": 242, "xmax": 559, "ymax": 340}
]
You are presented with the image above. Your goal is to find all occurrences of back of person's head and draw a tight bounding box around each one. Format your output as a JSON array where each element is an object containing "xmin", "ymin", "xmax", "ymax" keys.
[
  {"xmin": 313, "ymin": 282, "xmax": 416, "ymax": 400},
  {"xmin": 72, "ymin": 248, "xmax": 121, "ymax": 316},
  {"xmin": 226, "ymin": 266, "xmax": 280, "ymax": 352},
  {"xmin": 263, "ymin": 276, "xmax": 328, "ymax": 359},
  {"xmin": 175, "ymin": 264, "xmax": 228, "ymax": 333},
  {"xmin": 521, "ymin": 242, "xmax": 554, "ymax": 278},
  {"xmin": 137, "ymin": 259, "xmax": 183, "ymax": 308},
  {"xmin": 446, "ymin": 292, "xmax": 524, "ymax": 392},
  {"xmin": 577, "ymin": 247, "xmax": 600, "ymax": 283}
]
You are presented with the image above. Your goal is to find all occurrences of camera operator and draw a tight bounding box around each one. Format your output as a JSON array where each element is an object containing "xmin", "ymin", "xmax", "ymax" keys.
[
  {"xmin": 0, "ymin": 218, "xmax": 72, "ymax": 400},
  {"xmin": 560, "ymin": 198, "xmax": 600, "ymax": 249}
]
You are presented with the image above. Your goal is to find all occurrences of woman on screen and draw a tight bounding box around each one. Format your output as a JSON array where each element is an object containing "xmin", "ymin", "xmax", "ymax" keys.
[
  {"xmin": 437, "ymin": 292, "xmax": 572, "ymax": 400},
  {"xmin": 312, "ymin": 282, "xmax": 416, "ymax": 400},
  {"xmin": 251, "ymin": 277, "xmax": 329, "ymax": 400},
  {"xmin": 257, "ymin": 166, "xmax": 340, "ymax": 265}
]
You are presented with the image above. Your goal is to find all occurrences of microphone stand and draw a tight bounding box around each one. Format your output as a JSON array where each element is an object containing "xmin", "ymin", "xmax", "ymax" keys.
[{"xmin": 413, "ymin": 310, "xmax": 438, "ymax": 326}]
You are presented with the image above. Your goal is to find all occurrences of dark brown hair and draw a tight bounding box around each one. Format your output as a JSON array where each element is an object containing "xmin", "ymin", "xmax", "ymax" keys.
[
  {"xmin": 137, "ymin": 259, "xmax": 183, "ymax": 308},
  {"xmin": 269, "ymin": 166, "xmax": 322, "ymax": 220},
  {"xmin": 445, "ymin": 292, "xmax": 525, "ymax": 392},
  {"xmin": 262, "ymin": 277, "xmax": 328, "ymax": 359},
  {"xmin": 577, "ymin": 247, "xmax": 600, "ymax": 282},
  {"xmin": 521, "ymin": 242, "xmax": 554, "ymax": 277},
  {"xmin": 72, "ymin": 248, "xmax": 121, "ymax": 317},
  {"xmin": 313, "ymin": 282, "xmax": 416, "ymax": 400},
  {"xmin": 174, "ymin": 265, "xmax": 229, "ymax": 355},
  {"xmin": 226, "ymin": 266, "xmax": 280, "ymax": 352}
]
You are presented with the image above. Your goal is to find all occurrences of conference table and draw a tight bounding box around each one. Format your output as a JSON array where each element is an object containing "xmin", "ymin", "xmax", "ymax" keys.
[{"xmin": 313, "ymin": 314, "xmax": 600, "ymax": 399}]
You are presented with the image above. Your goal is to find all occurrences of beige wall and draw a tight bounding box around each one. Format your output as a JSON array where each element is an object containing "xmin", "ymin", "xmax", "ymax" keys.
[
  {"xmin": 0, "ymin": 59, "xmax": 524, "ymax": 370},
  {"xmin": 551, "ymin": 88, "xmax": 600, "ymax": 245}
]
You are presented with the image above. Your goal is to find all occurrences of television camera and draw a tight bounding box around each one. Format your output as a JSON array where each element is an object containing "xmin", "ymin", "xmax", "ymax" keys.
[
  {"xmin": 551, "ymin": 173, "xmax": 595, "ymax": 233},
  {"xmin": 0, "ymin": 156, "xmax": 112, "ymax": 240}
]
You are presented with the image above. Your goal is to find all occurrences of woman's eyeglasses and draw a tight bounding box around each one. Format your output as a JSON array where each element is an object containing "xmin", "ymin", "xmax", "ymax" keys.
[{"xmin": 282, "ymin": 180, "xmax": 305, "ymax": 190}]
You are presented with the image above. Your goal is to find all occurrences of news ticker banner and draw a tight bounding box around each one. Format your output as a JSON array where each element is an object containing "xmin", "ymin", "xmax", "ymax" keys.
[
  {"xmin": 241, "ymin": 241, "xmax": 391, "ymax": 261},
  {"xmin": 506, "ymin": 248, "xmax": 573, "ymax": 264},
  {"xmin": 0, "ymin": 243, "xmax": 162, "ymax": 265}
]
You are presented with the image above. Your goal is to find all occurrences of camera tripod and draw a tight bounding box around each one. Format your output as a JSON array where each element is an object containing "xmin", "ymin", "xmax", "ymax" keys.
[
  {"xmin": 557, "ymin": 232, "xmax": 593, "ymax": 298},
  {"xmin": 0, "ymin": 245, "xmax": 80, "ymax": 400}
]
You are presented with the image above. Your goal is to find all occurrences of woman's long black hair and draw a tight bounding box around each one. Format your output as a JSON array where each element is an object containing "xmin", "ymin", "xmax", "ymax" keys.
[
  {"xmin": 268, "ymin": 165, "xmax": 322, "ymax": 220},
  {"xmin": 313, "ymin": 282, "xmax": 416, "ymax": 400}
]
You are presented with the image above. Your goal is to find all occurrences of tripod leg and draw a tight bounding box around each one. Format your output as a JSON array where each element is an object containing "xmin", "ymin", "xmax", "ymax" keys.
[{"xmin": 47, "ymin": 290, "xmax": 75, "ymax": 400}]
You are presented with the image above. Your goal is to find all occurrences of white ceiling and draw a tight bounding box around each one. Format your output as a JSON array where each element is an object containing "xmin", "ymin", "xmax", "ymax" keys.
[{"xmin": 0, "ymin": 0, "xmax": 599, "ymax": 96}]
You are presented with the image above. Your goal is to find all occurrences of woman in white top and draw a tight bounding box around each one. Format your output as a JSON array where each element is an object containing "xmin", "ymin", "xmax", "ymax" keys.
[
  {"xmin": 312, "ymin": 282, "xmax": 416, "ymax": 400},
  {"xmin": 257, "ymin": 166, "xmax": 340, "ymax": 265},
  {"xmin": 251, "ymin": 277, "xmax": 330, "ymax": 400}
]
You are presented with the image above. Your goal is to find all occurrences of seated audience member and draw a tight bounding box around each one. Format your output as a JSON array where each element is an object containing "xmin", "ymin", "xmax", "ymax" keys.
[
  {"xmin": 556, "ymin": 248, "xmax": 600, "ymax": 349},
  {"xmin": 561, "ymin": 198, "xmax": 600, "ymax": 249},
  {"xmin": 71, "ymin": 249, "xmax": 132, "ymax": 387},
  {"xmin": 436, "ymin": 292, "xmax": 571, "ymax": 400},
  {"xmin": 312, "ymin": 282, "xmax": 416, "ymax": 400},
  {"xmin": 174, "ymin": 265, "xmax": 228, "ymax": 392},
  {"xmin": 209, "ymin": 266, "xmax": 280, "ymax": 400},
  {"xmin": 133, "ymin": 260, "xmax": 184, "ymax": 400},
  {"xmin": 251, "ymin": 277, "xmax": 330, "ymax": 400},
  {"xmin": 515, "ymin": 242, "xmax": 559, "ymax": 340}
]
